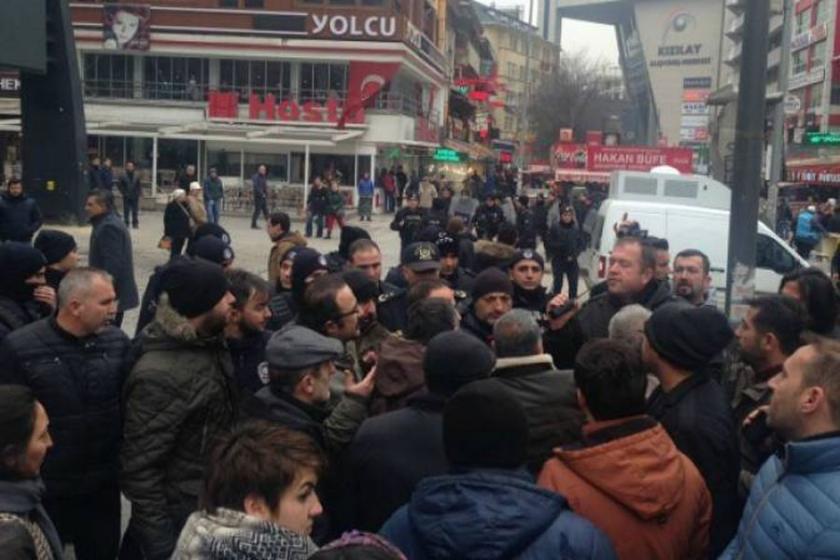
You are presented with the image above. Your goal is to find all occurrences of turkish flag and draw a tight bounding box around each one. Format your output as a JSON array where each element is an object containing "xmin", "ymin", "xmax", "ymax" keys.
[{"xmin": 338, "ymin": 61, "xmax": 401, "ymax": 129}]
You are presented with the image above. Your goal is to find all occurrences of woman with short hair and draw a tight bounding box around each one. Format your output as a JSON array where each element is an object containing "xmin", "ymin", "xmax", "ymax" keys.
[
  {"xmin": 172, "ymin": 421, "xmax": 325, "ymax": 559},
  {"xmin": 0, "ymin": 385, "xmax": 62, "ymax": 559}
]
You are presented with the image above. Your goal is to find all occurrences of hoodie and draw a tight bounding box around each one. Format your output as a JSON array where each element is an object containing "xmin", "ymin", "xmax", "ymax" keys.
[
  {"xmin": 538, "ymin": 416, "xmax": 711, "ymax": 560},
  {"xmin": 380, "ymin": 469, "xmax": 617, "ymax": 560}
]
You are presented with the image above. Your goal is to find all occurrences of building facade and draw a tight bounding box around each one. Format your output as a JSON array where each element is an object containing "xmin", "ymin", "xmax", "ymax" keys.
[
  {"xmin": 473, "ymin": 1, "xmax": 559, "ymax": 163},
  {"xmin": 3, "ymin": 0, "xmax": 452, "ymax": 208}
]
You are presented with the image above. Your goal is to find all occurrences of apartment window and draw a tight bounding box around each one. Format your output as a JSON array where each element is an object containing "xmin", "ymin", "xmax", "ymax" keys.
[
  {"xmin": 299, "ymin": 63, "xmax": 348, "ymax": 103},
  {"xmin": 796, "ymin": 8, "xmax": 810, "ymax": 34},
  {"xmin": 84, "ymin": 53, "xmax": 134, "ymax": 98},
  {"xmin": 506, "ymin": 62, "xmax": 515, "ymax": 78},
  {"xmin": 143, "ymin": 56, "xmax": 209, "ymax": 100},
  {"xmin": 504, "ymin": 115, "xmax": 513, "ymax": 130},
  {"xmin": 792, "ymin": 51, "xmax": 806, "ymax": 74},
  {"xmin": 519, "ymin": 65, "xmax": 526, "ymax": 81},
  {"xmin": 508, "ymin": 33, "xmax": 517, "ymax": 50},
  {"xmin": 815, "ymin": 0, "xmax": 828, "ymax": 24},
  {"xmin": 811, "ymin": 41, "xmax": 826, "ymax": 69},
  {"xmin": 809, "ymin": 83, "xmax": 823, "ymax": 111}
]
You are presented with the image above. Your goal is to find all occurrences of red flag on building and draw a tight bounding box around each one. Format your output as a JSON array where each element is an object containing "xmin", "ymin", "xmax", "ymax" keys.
[{"xmin": 338, "ymin": 61, "xmax": 401, "ymax": 129}]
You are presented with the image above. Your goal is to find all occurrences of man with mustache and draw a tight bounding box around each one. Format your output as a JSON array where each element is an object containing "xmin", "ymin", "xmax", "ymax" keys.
[{"xmin": 673, "ymin": 249, "xmax": 713, "ymax": 307}]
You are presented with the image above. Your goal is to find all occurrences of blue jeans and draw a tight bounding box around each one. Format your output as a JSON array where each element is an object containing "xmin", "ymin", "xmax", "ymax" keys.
[{"xmin": 206, "ymin": 198, "xmax": 221, "ymax": 224}]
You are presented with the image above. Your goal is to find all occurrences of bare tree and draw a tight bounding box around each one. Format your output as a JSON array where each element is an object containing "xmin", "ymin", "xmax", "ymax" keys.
[{"xmin": 528, "ymin": 52, "xmax": 616, "ymax": 152}]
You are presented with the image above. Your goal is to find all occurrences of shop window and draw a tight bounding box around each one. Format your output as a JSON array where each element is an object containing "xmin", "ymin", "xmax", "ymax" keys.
[
  {"xmin": 243, "ymin": 152, "xmax": 289, "ymax": 182},
  {"xmin": 206, "ymin": 149, "xmax": 242, "ymax": 178}
]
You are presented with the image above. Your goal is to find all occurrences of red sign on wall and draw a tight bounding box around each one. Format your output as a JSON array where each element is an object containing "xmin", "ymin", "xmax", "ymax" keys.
[
  {"xmin": 553, "ymin": 144, "xmax": 694, "ymax": 174},
  {"xmin": 207, "ymin": 91, "xmax": 364, "ymax": 125}
]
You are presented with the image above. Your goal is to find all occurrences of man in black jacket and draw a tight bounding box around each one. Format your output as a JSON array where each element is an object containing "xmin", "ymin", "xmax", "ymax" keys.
[
  {"xmin": 488, "ymin": 309, "xmax": 583, "ymax": 472},
  {"xmin": 0, "ymin": 267, "xmax": 130, "ymax": 559},
  {"xmin": 86, "ymin": 189, "xmax": 139, "ymax": 328},
  {"xmin": 473, "ymin": 194, "xmax": 506, "ymax": 240},
  {"xmin": 251, "ymin": 164, "xmax": 270, "ymax": 229},
  {"xmin": 0, "ymin": 177, "xmax": 42, "ymax": 242},
  {"xmin": 643, "ymin": 303, "xmax": 741, "ymax": 558},
  {"xmin": 0, "ymin": 242, "xmax": 55, "ymax": 344},
  {"xmin": 435, "ymin": 232, "xmax": 475, "ymax": 294},
  {"xmin": 225, "ymin": 269, "xmax": 272, "ymax": 394},
  {"xmin": 545, "ymin": 206, "xmax": 583, "ymax": 297},
  {"xmin": 120, "ymin": 260, "xmax": 238, "ymax": 559},
  {"xmin": 460, "ymin": 268, "xmax": 513, "ymax": 346},
  {"xmin": 34, "ymin": 230, "xmax": 79, "ymax": 291},
  {"xmin": 118, "ymin": 160, "xmax": 142, "ymax": 229},
  {"xmin": 339, "ymin": 330, "xmax": 495, "ymax": 532},
  {"xmin": 390, "ymin": 193, "xmax": 426, "ymax": 252}
]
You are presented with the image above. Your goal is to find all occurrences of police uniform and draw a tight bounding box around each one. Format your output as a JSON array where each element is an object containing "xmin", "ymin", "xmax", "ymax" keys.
[{"xmin": 377, "ymin": 242, "xmax": 440, "ymax": 333}]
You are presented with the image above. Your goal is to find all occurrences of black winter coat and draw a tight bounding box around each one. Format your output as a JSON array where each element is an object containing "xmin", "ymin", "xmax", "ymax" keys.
[
  {"xmin": 390, "ymin": 207, "xmax": 426, "ymax": 246},
  {"xmin": 89, "ymin": 211, "xmax": 139, "ymax": 311},
  {"xmin": 473, "ymin": 205, "xmax": 505, "ymax": 240},
  {"xmin": 307, "ymin": 186, "xmax": 329, "ymax": 214},
  {"xmin": 0, "ymin": 296, "xmax": 49, "ymax": 346},
  {"xmin": 488, "ymin": 356, "xmax": 584, "ymax": 472},
  {"xmin": 0, "ymin": 318, "xmax": 130, "ymax": 497},
  {"xmin": 338, "ymin": 393, "xmax": 448, "ymax": 533},
  {"xmin": 118, "ymin": 171, "xmax": 142, "ymax": 200},
  {"xmin": 647, "ymin": 372, "xmax": 741, "ymax": 558},
  {"xmin": 545, "ymin": 221, "xmax": 583, "ymax": 260},
  {"xmin": 228, "ymin": 330, "xmax": 271, "ymax": 394},
  {"xmin": 460, "ymin": 309, "xmax": 494, "ymax": 347},
  {"xmin": 121, "ymin": 297, "xmax": 238, "ymax": 559},
  {"xmin": 164, "ymin": 201, "xmax": 192, "ymax": 239},
  {"xmin": 0, "ymin": 193, "xmax": 42, "ymax": 242},
  {"xmin": 516, "ymin": 208, "xmax": 538, "ymax": 249}
]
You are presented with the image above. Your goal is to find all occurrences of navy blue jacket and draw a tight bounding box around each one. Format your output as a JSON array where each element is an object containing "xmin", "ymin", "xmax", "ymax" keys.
[
  {"xmin": 721, "ymin": 433, "xmax": 840, "ymax": 559},
  {"xmin": 0, "ymin": 193, "xmax": 42, "ymax": 242},
  {"xmin": 380, "ymin": 469, "xmax": 617, "ymax": 560},
  {"xmin": 89, "ymin": 211, "xmax": 139, "ymax": 311},
  {"xmin": 0, "ymin": 318, "xmax": 130, "ymax": 497}
]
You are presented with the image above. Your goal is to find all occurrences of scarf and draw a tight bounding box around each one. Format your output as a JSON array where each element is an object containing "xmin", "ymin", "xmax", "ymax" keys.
[
  {"xmin": 0, "ymin": 478, "xmax": 64, "ymax": 559},
  {"xmin": 172, "ymin": 508, "xmax": 318, "ymax": 560}
]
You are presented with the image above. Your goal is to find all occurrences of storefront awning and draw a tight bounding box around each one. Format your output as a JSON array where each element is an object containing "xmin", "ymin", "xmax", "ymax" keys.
[
  {"xmin": 444, "ymin": 138, "xmax": 495, "ymax": 161},
  {"xmin": 786, "ymin": 158, "xmax": 840, "ymax": 186},
  {"xmin": 554, "ymin": 169, "xmax": 611, "ymax": 184}
]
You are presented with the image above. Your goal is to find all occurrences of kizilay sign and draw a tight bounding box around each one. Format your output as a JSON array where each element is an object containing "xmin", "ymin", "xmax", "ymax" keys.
[{"xmin": 433, "ymin": 148, "xmax": 463, "ymax": 162}]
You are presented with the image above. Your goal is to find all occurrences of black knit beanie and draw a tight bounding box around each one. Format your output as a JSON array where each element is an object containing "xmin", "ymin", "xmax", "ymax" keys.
[
  {"xmin": 444, "ymin": 379, "xmax": 529, "ymax": 469},
  {"xmin": 33, "ymin": 230, "xmax": 77, "ymax": 265},
  {"xmin": 472, "ymin": 267, "xmax": 514, "ymax": 301},
  {"xmin": 291, "ymin": 248, "xmax": 328, "ymax": 304},
  {"xmin": 424, "ymin": 331, "xmax": 496, "ymax": 397},
  {"xmin": 339, "ymin": 226, "xmax": 371, "ymax": 260},
  {"xmin": 342, "ymin": 268, "xmax": 378, "ymax": 304},
  {"xmin": 159, "ymin": 258, "xmax": 230, "ymax": 318},
  {"xmin": 644, "ymin": 303, "xmax": 734, "ymax": 371},
  {"xmin": 0, "ymin": 242, "xmax": 47, "ymax": 301},
  {"xmin": 192, "ymin": 235, "xmax": 234, "ymax": 266},
  {"xmin": 191, "ymin": 222, "xmax": 232, "ymax": 246}
]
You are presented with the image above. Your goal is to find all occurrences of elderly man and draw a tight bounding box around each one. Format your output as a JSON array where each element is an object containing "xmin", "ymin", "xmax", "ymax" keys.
[
  {"xmin": 487, "ymin": 309, "xmax": 583, "ymax": 471},
  {"xmin": 0, "ymin": 268, "xmax": 130, "ymax": 559}
]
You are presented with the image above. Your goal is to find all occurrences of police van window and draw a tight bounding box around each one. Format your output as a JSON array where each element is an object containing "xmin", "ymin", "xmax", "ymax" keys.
[{"xmin": 756, "ymin": 233, "xmax": 798, "ymax": 274}]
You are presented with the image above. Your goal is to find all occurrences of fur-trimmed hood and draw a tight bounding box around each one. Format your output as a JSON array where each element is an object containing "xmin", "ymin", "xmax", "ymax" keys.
[
  {"xmin": 473, "ymin": 240, "xmax": 516, "ymax": 273},
  {"xmin": 141, "ymin": 293, "xmax": 224, "ymax": 349}
]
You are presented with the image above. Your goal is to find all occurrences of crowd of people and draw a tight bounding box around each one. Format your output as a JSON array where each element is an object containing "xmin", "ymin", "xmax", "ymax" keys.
[{"xmin": 0, "ymin": 169, "xmax": 839, "ymax": 560}]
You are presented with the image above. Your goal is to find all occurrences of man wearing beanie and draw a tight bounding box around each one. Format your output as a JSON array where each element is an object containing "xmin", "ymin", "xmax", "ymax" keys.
[
  {"xmin": 0, "ymin": 242, "xmax": 55, "ymax": 344},
  {"xmin": 435, "ymin": 231, "xmax": 475, "ymax": 294},
  {"xmin": 341, "ymin": 330, "xmax": 495, "ymax": 533},
  {"xmin": 34, "ymin": 229, "xmax": 79, "ymax": 290},
  {"xmin": 460, "ymin": 267, "xmax": 513, "ymax": 346},
  {"xmin": 121, "ymin": 259, "xmax": 238, "ymax": 559},
  {"xmin": 326, "ymin": 225, "xmax": 371, "ymax": 272},
  {"xmin": 380, "ymin": 380, "xmax": 617, "ymax": 559},
  {"xmin": 266, "ymin": 247, "xmax": 329, "ymax": 332},
  {"xmin": 642, "ymin": 303, "xmax": 740, "ymax": 557}
]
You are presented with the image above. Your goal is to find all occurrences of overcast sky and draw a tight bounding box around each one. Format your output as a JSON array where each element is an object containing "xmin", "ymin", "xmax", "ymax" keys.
[{"xmin": 476, "ymin": 1, "xmax": 620, "ymax": 65}]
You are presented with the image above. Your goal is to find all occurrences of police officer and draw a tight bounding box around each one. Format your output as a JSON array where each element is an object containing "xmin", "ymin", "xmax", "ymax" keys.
[
  {"xmin": 390, "ymin": 192, "xmax": 426, "ymax": 252},
  {"xmin": 434, "ymin": 231, "xmax": 475, "ymax": 294},
  {"xmin": 509, "ymin": 249, "xmax": 550, "ymax": 322},
  {"xmin": 378, "ymin": 242, "xmax": 441, "ymax": 333},
  {"xmin": 473, "ymin": 193, "xmax": 506, "ymax": 240}
]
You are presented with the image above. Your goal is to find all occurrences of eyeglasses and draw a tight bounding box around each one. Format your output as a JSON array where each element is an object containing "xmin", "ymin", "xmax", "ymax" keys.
[{"xmin": 331, "ymin": 304, "xmax": 359, "ymax": 323}]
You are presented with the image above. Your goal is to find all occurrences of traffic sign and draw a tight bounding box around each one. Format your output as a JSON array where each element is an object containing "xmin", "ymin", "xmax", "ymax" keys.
[{"xmin": 784, "ymin": 94, "xmax": 801, "ymax": 115}]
